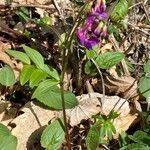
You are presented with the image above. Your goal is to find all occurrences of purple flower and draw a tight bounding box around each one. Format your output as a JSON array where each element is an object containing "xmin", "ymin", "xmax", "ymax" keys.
[{"xmin": 77, "ymin": 0, "xmax": 108, "ymax": 50}]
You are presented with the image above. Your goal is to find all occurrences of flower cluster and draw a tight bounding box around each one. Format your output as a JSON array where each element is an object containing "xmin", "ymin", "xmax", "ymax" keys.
[{"xmin": 77, "ymin": 0, "xmax": 108, "ymax": 50}]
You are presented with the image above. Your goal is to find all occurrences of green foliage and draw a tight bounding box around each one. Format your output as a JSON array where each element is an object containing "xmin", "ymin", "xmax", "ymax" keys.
[
  {"xmin": 6, "ymin": 50, "xmax": 31, "ymax": 64},
  {"xmin": 16, "ymin": 7, "xmax": 30, "ymax": 22},
  {"xmin": 58, "ymin": 33, "xmax": 67, "ymax": 49},
  {"xmin": 29, "ymin": 68, "xmax": 48, "ymax": 88},
  {"xmin": 22, "ymin": 45, "xmax": 45, "ymax": 70},
  {"xmin": 37, "ymin": 16, "xmax": 52, "ymax": 26},
  {"xmin": 32, "ymin": 79, "xmax": 59, "ymax": 98},
  {"xmin": 95, "ymin": 52, "xmax": 124, "ymax": 69},
  {"xmin": 41, "ymin": 119, "xmax": 65, "ymax": 150},
  {"xmin": 142, "ymin": 111, "xmax": 150, "ymax": 133},
  {"xmin": 128, "ymin": 131, "xmax": 150, "ymax": 146},
  {"xmin": 42, "ymin": 64, "xmax": 59, "ymax": 80},
  {"xmin": 108, "ymin": 25, "xmax": 122, "ymax": 42},
  {"xmin": 120, "ymin": 143, "xmax": 150, "ymax": 150},
  {"xmin": 110, "ymin": 0, "xmax": 129, "ymax": 22},
  {"xmin": 144, "ymin": 60, "xmax": 150, "ymax": 73},
  {"xmin": 119, "ymin": 131, "xmax": 129, "ymax": 147},
  {"xmin": 84, "ymin": 60, "xmax": 97, "ymax": 76},
  {"xmin": 86, "ymin": 122, "xmax": 101, "ymax": 150},
  {"xmin": 7, "ymin": 45, "xmax": 78, "ymax": 110},
  {"xmin": 32, "ymin": 84, "xmax": 78, "ymax": 109},
  {"xmin": 86, "ymin": 50, "xmax": 97, "ymax": 59},
  {"xmin": 0, "ymin": 65, "xmax": 16, "ymax": 86},
  {"xmin": 85, "ymin": 51, "xmax": 124, "ymax": 75},
  {"xmin": 20, "ymin": 65, "xmax": 35, "ymax": 85},
  {"xmin": 119, "ymin": 129, "xmax": 150, "ymax": 149},
  {"xmin": 139, "ymin": 60, "xmax": 150, "ymax": 101},
  {"xmin": 86, "ymin": 111, "xmax": 118, "ymax": 149},
  {"xmin": 0, "ymin": 123, "xmax": 17, "ymax": 150}
]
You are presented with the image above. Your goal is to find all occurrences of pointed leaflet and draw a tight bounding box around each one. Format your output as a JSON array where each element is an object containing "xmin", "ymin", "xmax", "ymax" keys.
[
  {"xmin": 29, "ymin": 68, "xmax": 48, "ymax": 88},
  {"xmin": 32, "ymin": 80, "xmax": 78, "ymax": 109},
  {"xmin": 139, "ymin": 77, "xmax": 150, "ymax": 100},
  {"xmin": 95, "ymin": 52, "xmax": 124, "ymax": 69},
  {"xmin": 42, "ymin": 64, "xmax": 60, "ymax": 81},
  {"xmin": 0, "ymin": 123, "xmax": 17, "ymax": 150},
  {"xmin": 22, "ymin": 45, "xmax": 45, "ymax": 69},
  {"xmin": 110, "ymin": 0, "xmax": 128, "ymax": 22},
  {"xmin": 144, "ymin": 59, "xmax": 150, "ymax": 73},
  {"xmin": 120, "ymin": 143, "xmax": 149, "ymax": 150},
  {"xmin": 84, "ymin": 60, "xmax": 97, "ymax": 76},
  {"xmin": 86, "ymin": 123, "xmax": 101, "ymax": 150},
  {"xmin": 20, "ymin": 65, "xmax": 35, "ymax": 85},
  {"xmin": 6, "ymin": 50, "xmax": 31, "ymax": 64},
  {"xmin": 32, "ymin": 79, "xmax": 59, "ymax": 98},
  {"xmin": 0, "ymin": 65, "xmax": 16, "ymax": 86},
  {"xmin": 41, "ymin": 119, "xmax": 65, "ymax": 150}
]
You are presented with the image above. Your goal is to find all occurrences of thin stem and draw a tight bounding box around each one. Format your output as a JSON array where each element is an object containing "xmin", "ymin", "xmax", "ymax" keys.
[
  {"xmin": 59, "ymin": 3, "xmax": 90, "ymax": 149},
  {"xmin": 60, "ymin": 80, "xmax": 71, "ymax": 149},
  {"xmin": 91, "ymin": 59, "xmax": 105, "ymax": 102}
]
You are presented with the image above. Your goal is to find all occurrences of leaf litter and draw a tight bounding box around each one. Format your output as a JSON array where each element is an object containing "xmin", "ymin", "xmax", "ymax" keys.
[{"xmin": 0, "ymin": 0, "xmax": 149, "ymax": 149}]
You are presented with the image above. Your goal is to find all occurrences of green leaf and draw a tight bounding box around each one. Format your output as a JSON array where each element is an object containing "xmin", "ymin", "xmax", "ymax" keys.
[
  {"xmin": 22, "ymin": 45, "xmax": 45, "ymax": 69},
  {"xmin": 84, "ymin": 60, "xmax": 97, "ymax": 76},
  {"xmin": 95, "ymin": 52, "xmax": 124, "ymax": 69},
  {"xmin": 29, "ymin": 69, "xmax": 48, "ymax": 88},
  {"xmin": 106, "ymin": 127, "xmax": 113, "ymax": 140},
  {"xmin": 139, "ymin": 76, "xmax": 150, "ymax": 100},
  {"xmin": 120, "ymin": 143, "xmax": 149, "ymax": 150},
  {"xmin": 108, "ymin": 111, "xmax": 119, "ymax": 120},
  {"xmin": 144, "ymin": 60, "xmax": 150, "ymax": 73},
  {"xmin": 86, "ymin": 123, "xmax": 101, "ymax": 150},
  {"xmin": 100, "ymin": 125, "xmax": 106, "ymax": 138},
  {"xmin": 0, "ymin": 123, "xmax": 17, "ymax": 150},
  {"xmin": 128, "ymin": 131, "xmax": 150, "ymax": 146},
  {"xmin": 110, "ymin": 0, "xmax": 128, "ymax": 22},
  {"xmin": 58, "ymin": 33, "xmax": 67, "ymax": 48},
  {"xmin": 16, "ymin": 7, "xmax": 30, "ymax": 22},
  {"xmin": 32, "ymin": 79, "xmax": 59, "ymax": 98},
  {"xmin": 108, "ymin": 25, "xmax": 121, "ymax": 42},
  {"xmin": 37, "ymin": 16, "xmax": 52, "ymax": 26},
  {"xmin": 86, "ymin": 50, "xmax": 97, "ymax": 59},
  {"xmin": 0, "ymin": 65, "xmax": 16, "ymax": 86},
  {"xmin": 32, "ymin": 83, "xmax": 78, "ymax": 109},
  {"xmin": 42, "ymin": 64, "xmax": 60, "ymax": 81},
  {"xmin": 6, "ymin": 50, "xmax": 30, "ymax": 64},
  {"xmin": 20, "ymin": 65, "xmax": 35, "ymax": 85},
  {"xmin": 119, "ymin": 130, "xmax": 129, "ymax": 147},
  {"xmin": 41, "ymin": 119, "xmax": 65, "ymax": 150}
]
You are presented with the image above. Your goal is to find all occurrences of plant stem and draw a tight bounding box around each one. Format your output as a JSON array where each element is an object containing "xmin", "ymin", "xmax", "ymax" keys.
[
  {"xmin": 91, "ymin": 59, "xmax": 105, "ymax": 104},
  {"xmin": 59, "ymin": 2, "xmax": 91, "ymax": 149},
  {"xmin": 60, "ymin": 80, "xmax": 71, "ymax": 149}
]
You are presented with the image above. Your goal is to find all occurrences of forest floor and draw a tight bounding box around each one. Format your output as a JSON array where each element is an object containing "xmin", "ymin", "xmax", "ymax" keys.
[{"xmin": 0, "ymin": 0, "xmax": 150, "ymax": 150}]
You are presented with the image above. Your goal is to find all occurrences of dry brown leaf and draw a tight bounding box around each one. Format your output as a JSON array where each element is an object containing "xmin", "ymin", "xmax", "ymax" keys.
[
  {"xmin": 105, "ymin": 74, "xmax": 138, "ymax": 101},
  {"xmin": 113, "ymin": 113, "xmax": 139, "ymax": 138},
  {"xmin": 0, "ymin": 99, "xmax": 9, "ymax": 122},
  {"xmin": 0, "ymin": 51, "xmax": 15, "ymax": 68},
  {"xmin": 99, "ymin": 43, "xmax": 113, "ymax": 53},
  {"xmin": 63, "ymin": 93, "xmax": 131, "ymax": 126},
  {"xmin": 13, "ymin": 22, "xmax": 24, "ymax": 34},
  {"xmin": 63, "ymin": 92, "xmax": 139, "ymax": 138},
  {"xmin": 65, "ymin": 93, "xmax": 101, "ymax": 126},
  {"xmin": 10, "ymin": 102, "xmax": 56, "ymax": 150},
  {"xmin": 0, "ymin": 106, "xmax": 18, "ymax": 127},
  {"xmin": 0, "ymin": 51, "xmax": 23, "ymax": 80},
  {"xmin": 0, "ymin": 41, "xmax": 11, "ymax": 52}
]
